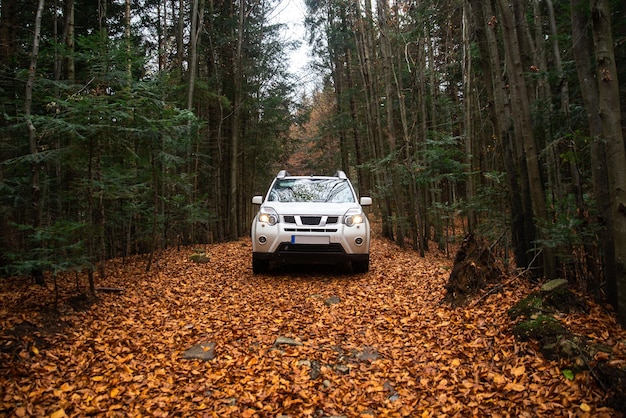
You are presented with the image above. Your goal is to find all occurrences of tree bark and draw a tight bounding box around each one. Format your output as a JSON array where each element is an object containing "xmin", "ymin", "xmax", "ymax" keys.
[
  {"xmin": 98, "ymin": 0, "xmax": 107, "ymax": 32},
  {"xmin": 187, "ymin": 0, "xmax": 205, "ymax": 112},
  {"xmin": 571, "ymin": 0, "xmax": 611, "ymax": 296},
  {"xmin": 469, "ymin": 0, "xmax": 528, "ymax": 268},
  {"xmin": 229, "ymin": 0, "xmax": 245, "ymax": 239},
  {"xmin": 177, "ymin": 0, "xmax": 184, "ymax": 74},
  {"xmin": 495, "ymin": 0, "xmax": 556, "ymax": 279},
  {"xmin": 377, "ymin": 0, "xmax": 407, "ymax": 247},
  {"xmin": 591, "ymin": 0, "xmax": 626, "ymax": 325},
  {"xmin": 546, "ymin": 0, "xmax": 569, "ymax": 117},
  {"xmin": 54, "ymin": 0, "xmax": 75, "ymax": 81},
  {"xmin": 0, "ymin": 0, "xmax": 17, "ymax": 67},
  {"xmin": 125, "ymin": 0, "xmax": 132, "ymax": 81},
  {"xmin": 462, "ymin": 1, "xmax": 476, "ymax": 233},
  {"xmin": 25, "ymin": 0, "xmax": 46, "ymax": 285},
  {"xmin": 353, "ymin": 0, "xmax": 393, "ymax": 240}
]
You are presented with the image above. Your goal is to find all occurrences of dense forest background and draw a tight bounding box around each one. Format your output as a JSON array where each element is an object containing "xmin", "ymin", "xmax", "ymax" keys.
[{"xmin": 0, "ymin": 0, "xmax": 625, "ymax": 324}]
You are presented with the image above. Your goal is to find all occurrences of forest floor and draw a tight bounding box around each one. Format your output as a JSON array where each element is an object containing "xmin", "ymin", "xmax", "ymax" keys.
[{"xmin": 1, "ymin": 236, "xmax": 625, "ymax": 417}]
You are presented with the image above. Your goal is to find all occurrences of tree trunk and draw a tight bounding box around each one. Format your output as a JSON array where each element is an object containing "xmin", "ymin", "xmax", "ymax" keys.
[
  {"xmin": 496, "ymin": 0, "xmax": 556, "ymax": 279},
  {"xmin": 177, "ymin": 0, "xmax": 184, "ymax": 74},
  {"xmin": 98, "ymin": 0, "xmax": 107, "ymax": 32},
  {"xmin": 331, "ymin": 5, "xmax": 349, "ymax": 173},
  {"xmin": 546, "ymin": 0, "xmax": 569, "ymax": 117},
  {"xmin": 346, "ymin": 52, "xmax": 369, "ymax": 195},
  {"xmin": 389, "ymin": 0, "xmax": 423, "ymax": 253},
  {"xmin": 417, "ymin": 34, "xmax": 429, "ymax": 251},
  {"xmin": 469, "ymin": 0, "xmax": 528, "ymax": 268},
  {"xmin": 25, "ymin": 0, "xmax": 46, "ymax": 285},
  {"xmin": 377, "ymin": 0, "xmax": 406, "ymax": 247},
  {"xmin": 462, "ymin": 1, "xmax": 476, "ymax": 233},
  {"xmin": 124, "ymin": 0, "xmax": 131, "ymax": 80},
  {"xmin": 187, "ymin": 0, "xmax": 205, "ymax": 112},
  {"xmin": 0, "ymin": 0, "xmax": 17, "ymax": 67},
  {"xmin": 571, "ymin": 0, "xmax": 611, "ymax": 297},
  {"xmin": 353, "ymin": 0, "xmax": 393, "ymax": 240},
  {"xmin": 591, "ymin": 0, "xmax": 626, "ymax": 326},
  {"xmin": 54, "ymin": 0, "xmax": 75, "ymax": 81},
  {"xmin": 229, "ymin": 0, "xmax": 245, "ymax": 239},
  {"xmin": 156, "ymin": 0, "xmax": 164, "ymax": 71},
  {"xmin": 146, "ymin": 147, "xmax": 160, "ymax": 272}
]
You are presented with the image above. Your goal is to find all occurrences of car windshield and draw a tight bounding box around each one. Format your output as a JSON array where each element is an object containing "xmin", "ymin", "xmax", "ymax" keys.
[{"xmin": 268, "ymin": 178, "xmax": 355, "ymax": 203}]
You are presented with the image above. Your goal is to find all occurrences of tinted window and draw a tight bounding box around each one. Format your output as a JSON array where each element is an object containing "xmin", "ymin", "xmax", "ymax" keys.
[{"xmin": 268, "ymin": 179, "xmax": 355, "ymax": 203}]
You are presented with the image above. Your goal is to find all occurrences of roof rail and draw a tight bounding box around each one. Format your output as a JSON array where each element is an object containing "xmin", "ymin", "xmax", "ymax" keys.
[
  {"xmin": 334, "ymin": 170, "xmax": 347, "ymax": 179},
  {"xmin": 277, "ymin": 170, "xmax": 290, "ymax": 178}
]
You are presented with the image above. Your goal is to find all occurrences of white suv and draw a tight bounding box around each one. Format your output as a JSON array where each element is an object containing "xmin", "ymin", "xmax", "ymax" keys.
[{"xmin": 251, "ymin": 170, "xmax": 372, "ymax": 273}]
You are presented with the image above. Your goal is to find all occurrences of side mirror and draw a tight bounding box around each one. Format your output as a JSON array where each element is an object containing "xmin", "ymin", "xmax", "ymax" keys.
[
  {"xmin": 252, "ymin": 196, "xmax": 263, "ymax": 205},
  {"xmin": 360, "ymin": 197, "xmax": 372, "ymax": 206}
]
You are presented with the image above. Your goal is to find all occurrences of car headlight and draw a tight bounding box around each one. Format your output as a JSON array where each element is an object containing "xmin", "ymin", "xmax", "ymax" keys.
[
  {"xmin": 258, "ymin": 207, "xmax": 279, "ymax": 226},
  {"xmin": 344, "ymin": 208, "xmax": 365, "ymax": 227}
]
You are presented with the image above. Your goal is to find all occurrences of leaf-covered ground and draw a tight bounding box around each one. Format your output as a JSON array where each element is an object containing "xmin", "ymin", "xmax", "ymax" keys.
[{"xmin": 1, "ymin": 238, "xmax": 625, "ymax": 417}]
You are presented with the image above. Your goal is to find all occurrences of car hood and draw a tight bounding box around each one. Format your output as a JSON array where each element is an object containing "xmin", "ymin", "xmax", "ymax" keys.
[{"xmin": 260, "ymin": 201, "xmax": 362, "ymax": 215}]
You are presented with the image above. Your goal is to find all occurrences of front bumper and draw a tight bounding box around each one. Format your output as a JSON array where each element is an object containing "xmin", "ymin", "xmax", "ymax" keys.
[
  {"xmin": 251, "ymin": 217, "xmax": 370, "ymax": 264},
  {"xmin": 253, "ymin": 244, "xmax": 369, "ymax": 265}
]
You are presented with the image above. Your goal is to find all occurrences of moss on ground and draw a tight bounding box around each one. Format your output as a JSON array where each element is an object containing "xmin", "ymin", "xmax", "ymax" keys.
[{"xmin": 512, "ymin": 315, "xmax": 567, "ymax": 342}]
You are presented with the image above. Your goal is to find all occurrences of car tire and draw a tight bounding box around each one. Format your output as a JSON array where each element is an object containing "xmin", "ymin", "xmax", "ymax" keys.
[
  {"xmin": 252, "ymin": 256, "xmax": 270, "ymax": 274},
  {"xmin": 352, "ymin": 259, "xmax": 369, "ymax": 273}
]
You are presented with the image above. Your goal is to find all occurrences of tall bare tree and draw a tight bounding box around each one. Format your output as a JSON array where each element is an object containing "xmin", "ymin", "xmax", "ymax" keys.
[
  {"xmin": 353, "ymin": 0, "xmax": 394, "ymax": 240},
  {"xmin": 0, "ymin": 0, "xmax": 17, "ymax": 68},
  {"xmin": 187, "ymin": 0, "xmax": 205, "ymax": 112},
  {"xmin": 495, "ymin": 0, "xmax": 556, "ymax": 278},
  {"xmin": 54, "ymin": 0, "xmax": 75, "ymax": 81},
  {"xmin": 469, "ymin": 0, "xmax": 529, "ymax": 268},
  {"xmin": 591, "ymin": 0, "xmax": 626, "ymax": 325},
  {"xmin": 462, "ymin": 1, "xmax": 476, "ymax": 234},
  {"xmin": 25, "ymin": 0, "xmax": 46, "ymax": 284},
  {"xmin": 229, "ymin": 0, "xmax": 246, "ymax": 238},
  {"xmin": 571, "ymin": 0, "xmax": 610, "ymax": 296}
]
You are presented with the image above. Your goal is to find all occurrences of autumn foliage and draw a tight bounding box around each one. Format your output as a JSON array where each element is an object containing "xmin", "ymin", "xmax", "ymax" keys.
[{"xmin": 1, "ymin": 238, "xmax": 625, "ymax": 417}]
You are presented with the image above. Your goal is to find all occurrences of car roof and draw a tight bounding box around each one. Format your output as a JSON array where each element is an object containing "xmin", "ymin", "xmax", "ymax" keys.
[{"xmin": 276, "ymin": 170, "xmax": 347, "ymax": 180}]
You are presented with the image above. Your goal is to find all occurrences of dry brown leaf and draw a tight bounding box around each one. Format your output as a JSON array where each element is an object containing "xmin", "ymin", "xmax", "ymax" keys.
[
  {"xmin": 49, "ymin": 409, "xmax": 67, "ymax": 418},
  {"xmin": 0, "ymin": 238, "xmax": 623, "ymax": 417},
  {"xmin": 505, "ymin": 382, "xmax": 526, "ymax": 392},
  {"xmin": 511, "ymin": 365, "xmax": 526, "ymax": 377}
]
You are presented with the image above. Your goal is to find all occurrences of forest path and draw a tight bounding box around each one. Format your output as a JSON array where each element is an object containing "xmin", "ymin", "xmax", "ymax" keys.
[{"xmin": 0, "ymin": 238, "xmax": 621, "ymax": 417}]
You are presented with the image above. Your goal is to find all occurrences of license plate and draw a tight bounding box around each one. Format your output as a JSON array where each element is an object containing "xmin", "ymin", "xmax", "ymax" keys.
[{"xmin": 291, "ymin": 235, "xmax": 330, "ymax": 244}]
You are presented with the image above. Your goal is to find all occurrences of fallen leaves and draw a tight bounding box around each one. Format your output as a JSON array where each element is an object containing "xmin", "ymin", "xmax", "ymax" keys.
[{"xmin": 0, "ymin": 237, "xmax": 624, "ymax": 417}]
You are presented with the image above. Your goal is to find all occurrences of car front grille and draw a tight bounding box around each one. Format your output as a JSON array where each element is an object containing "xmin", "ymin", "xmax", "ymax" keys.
[
  {"xmin": 284, "ymin": 228, "xmax": 338, "ymax": 233},
  {"xmin": 282, "ymin": 215, "xmax": 339, "ymax": 225}
]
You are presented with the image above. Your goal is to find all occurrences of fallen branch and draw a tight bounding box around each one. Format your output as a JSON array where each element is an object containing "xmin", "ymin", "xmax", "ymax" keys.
[
  {"xmin": 469, "ymin": 249, "xmax": 543, "ymax": 307},
  {"xmin": 566, "ymin": 339, "xmax": 608, "ymax": 392},
  {"xmin": 95, "ymin": 287, "xmax": 124, "ymax": 294}
]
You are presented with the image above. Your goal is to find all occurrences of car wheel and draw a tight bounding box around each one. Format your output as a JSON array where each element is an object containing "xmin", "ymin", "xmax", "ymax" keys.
[
  {"xmin": 252, "ymin": 256, "xmax": 270, "ymax": 274},
  {"xmin": 352, "ymin": 259, "xmax": 369, "ymax": 273}
]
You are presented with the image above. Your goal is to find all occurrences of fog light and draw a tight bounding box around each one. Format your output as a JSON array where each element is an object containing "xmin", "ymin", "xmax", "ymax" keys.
[
  {"xmin": 355, "ymin": 237, "xmax": 363, "ymax": 246},
  {"xmin": 259, "ymin": 236, "xmax": 267, "ymax": 244}
]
